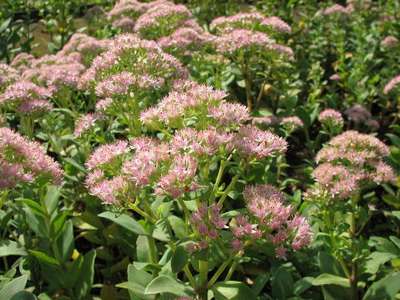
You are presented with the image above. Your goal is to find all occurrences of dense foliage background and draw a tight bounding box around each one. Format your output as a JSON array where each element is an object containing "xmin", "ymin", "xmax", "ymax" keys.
[{"xmin": 1, "ymin": 0, "xmax": 400, "ymax": 299}]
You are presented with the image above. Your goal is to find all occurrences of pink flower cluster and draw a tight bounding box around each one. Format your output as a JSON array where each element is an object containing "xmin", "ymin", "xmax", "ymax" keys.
[
  {"xmin": 314, "ymin": 131, "xmax": 396, "ymax": 199},
  {"xmin": 86, "ymin": 140, "xmax": 129, "ymax": 171},
  {"xmin": 210, "ymin": 12, "xmax": 291, "ymax": 34},
  {"xmin": 155, "ymin": 154, "xmax": 199, "ymax": 198},
  {"xmin": 213, "ymin": 29, "xmax": 272, "ymax": 54},
  {"xmin": 381, "ymin": 36, "xmax": 399, "ymax": 48},
  {"xmin": 384, "ymin": 75, "xmax": 400, "ymax": 94},
  {"xmin": 238, "ymin": 184, "xmax": 312, "ymax": 258},
  {"xmin": 280, "ymin": 116, "xmax": 304, "ymax": 131},
  {"xmin": 0, "ymin": 127, "xmax": 63, "ymax": 188},
  {"xmin": 140, "ymin": 80, "xmax": 227, "ymax": 127},
  {"xmin": 213, "ymin": 29, "xmax": 293, "ymax": 58},
  {"xmin": 322, "ymin": 4, "xmax": 351, "ymax": 16},
  {"xmin": 134, "ymin": 2, "xmax": 192, "ymax": 39},
  {"xmin": 170, "ymin": 127, "xmax": 233, "ymax": 156},
  {"xmin": 208, "ymin": 102, "xmax": 250, "ymax": 126},
  {"xmin": 107, "ymin": 0, "xmax": 146, "ymax": 20},
  {"xmin": 318, "ymin": 109, "xmax": 344, "ymax": 127},
  {"xmin": 158, "ymin": 27, "xmax": 214, "ymax": 53},
  {"xmin": 85, "ymin": 136, "xmax": 201, "ymax": 204},
  {"xmin": 122, "ymin": 137, "xmax": 168, "ymax": 188},
  {"xmin": 78, "ymin": 34, "xmax": 186, "ymax": 95},
  {"xmin": 0, "ymin": 81, "xmax": 53, "ymax": 113},
  {"xmin": 74, "ymin": 113, "xmax": 103, "ymax": 137},
  {"xmin": 234, "ymin": 125, "xmax": 287, "ymax": 159},
  {"xmin": 0, "ymin": 64, "xmax": 19, "ymax": 89},
  {"xmin": 188, "ymin": 204, "xmax": 226, "ymax": 252}
]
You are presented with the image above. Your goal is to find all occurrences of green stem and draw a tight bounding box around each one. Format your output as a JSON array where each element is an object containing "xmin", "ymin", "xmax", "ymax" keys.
[
  {"xmin": 207, "ymin": 257, "xmax": 233, "ymax": 288},
  {"xmin": 128, "ymin": 203, "xmax": 156, "ymax": 223},
  {"xmin": 218, "ymin": 175, "xmax": 239, "ymax": 207},
  {"xmin": 349, "ymin": 195, "xmax": 359, "ymax": 300},
  {"xmin": 209, "ymin": 160, "xmax": 227, "ymax": 205},
  {"xmin": 198, "ymin": 259, "xmax": 208, "ymax": 296},
  {"xmin": 225, "ymin": 260, "xmax": 238, "ymax": 281},
  {"xmin": 147, "ymin": 236, "xmax": 158, "ymax": 264},
  {"xmin": 184, "ymin": 265, "xmax": 196, "ymax": 288},
  {"xmin": 178, "ymin": 198, "xmax": 190, "ymax": 219}
]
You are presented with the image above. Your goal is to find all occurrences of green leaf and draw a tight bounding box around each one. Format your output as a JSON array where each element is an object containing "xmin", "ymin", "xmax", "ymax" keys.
[
  {"xmin": 171, "ymin": 246, "xmax": 188, "ymax": 273},
  {"xmin": 0, "ymin": 19, "xmax": 11, "ymax": 33},
  {"xmin": 0, "ymin": 240, "xmax": 27, "ymax": 257},
  {"xmin": 74, "ymin": 250, "xmax": 96, "ymax": 300},
  {"xmin": 145, "ymin": 275, "xmax": 193, "ymax": 297},
  {"xmin": 137, "ymin": 235, "xmax": 151, "ymax": 263},
  {"xmin": 363, "ymin": 272, "xmax": 400, "ymax": 300},
  {"xmin": 43, "ymin": 185, "xmax": 60, "ymax": 215},
  {"xmin": 168, "ymin": 216, "xmax": 187, "ymax": 239},
  {"xmin": 271, "ymin": 266, "xmax": 293, "ymax": 300},
  {"xmin": 62, "ymin": 158, "xmax": 87, "ymax": 173},
  {"xmin": 312, "ymin": 273, "xmax": 350, "ymax": 288},
  {"xmin": 10, "ymin": 291, "xmax": 37, "ymax": 300},
  {"xmin": 389, "ymin": 236, "xmax": 400, "ymax": 250},
  {"xmin": 365, "ymin": 252, "xmax": 397, "ymax": 274},
  {"xmin": 29, "ymin": 250, "xmax": 60, "ymax": 266},
  {"xmin": 294, "ymin": 277, "xmax": 314, "ymax": 295},
  {"xmin": 0, "ymin": 275, "xmax": 28, "ymax": 299},
  {"xmin": 392, "ymin": 211, "xmax": 400, "ymax": 220},
  {"xmin": 99, "ymin": 212, "xmax": 148, "ymax": 235},
  {"xmin": 118, "ymin": 264, "xmax": 155, "ymax": 300},
  {"xmin": 213, "ymin": 281, "xmax": 256, "ymax": 300},
  {"xmin": 252, "ymin": 273, "xmax": 269, "ymax": 296},
  {"xmin": 56, "ymin": 220, "xmax": 74, "ymax": 263}
]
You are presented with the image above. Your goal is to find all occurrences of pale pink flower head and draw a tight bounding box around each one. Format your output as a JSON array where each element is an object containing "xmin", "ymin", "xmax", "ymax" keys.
[
  {"xmin": 214, "ymin": 29, "xmax": 272, "ymax": 54},
  {"xmin": 0, "ymin": 64, "xmax": 19, "ymax": 88},
  {"xmin": 122, "ymin": 137, "xmax": 168, "ymax": 188},
  {"xmin": 155, "ymin": 154, "xmax": 198, "ymax": 198},
  {"xmin": 95, "ymin": 98, "xmax": 114, "ymax": 113},
  {"xmin": 318, "ymin": 109, "xmax": 344, "ymax": 127},
  {"xmin": 322, "ymin": 4, "xmax": 350, "ymax": 16},
  {"xmin": 242, "ymin": 183, "xmax": 312, "ymax": 256},
  {"xmin": 0, "ymin": 127, "xmax": 63, "ymax": 186},
  {"xmin": 314, "ymin": 131, "xmax": 396, "ymax": 198},
  {"xmin": 208, "ymin": 101, "xmax": 250, "ymax": 126},
  {"xmin": 86, "ymin": 140, "xmax": 129, "ymax": 170},
  {"xmin": 381, "ymin": 36, "xmax": 398, "ymax": 48},
  {"xmin": 134, "ymin": 3, "xmax": 192, "ymax": 39},
  {"xmin": 384, "ymin": 75, "xmax": 400, "ymax": 94},
  {"xmin": 261, "ymin": 16, "xmax": 291, "ymax": 33},
  {"xmin": 233, "ymin": 125, "xmax": 287, "ymax": 159},
  {"xmin": 244, "ymin": 184, "xmax": 289, "ymax": 226},
  {"xmin": 158, "ymin": 27, "xmax": 213, "ymax": 53},
  {"xmin": 312, "ymin": 163, "xmax": 359, "ymax": 199},
  {"xmin": 280, "ymin": 116, "xmax": 304, "ymax": 131},
  {"xmin": 329, "ymin": 74, "xmax": 340, "ymax": 81},
  {"xmin": 74, "ymin": 113, "xmax": 102, "ymax": 137},
  {"xmin": 89, "ymin": 176, "xmax": 127, "ymax": 205},
  {"xmin": 17, "ymin": 99, "xmax": 53, "ymax": 113},
  {"xmin": 210, "ymin": 13, "xmax": 291, "ymax": 34}
]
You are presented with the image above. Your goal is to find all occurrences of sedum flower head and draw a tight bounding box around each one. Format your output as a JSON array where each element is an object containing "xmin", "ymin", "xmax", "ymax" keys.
[
  {"xmin": 0, "ymin": 127, "xmax": 63, "ymax": 188},
  {"xmin": 314, "ymin": 131, "xmax": 396, "ymax": 199}
]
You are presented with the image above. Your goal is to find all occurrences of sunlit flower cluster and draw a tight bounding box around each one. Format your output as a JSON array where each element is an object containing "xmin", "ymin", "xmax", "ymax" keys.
[{"xmin": 0, "ymin": 127, "xmax": 63, "ymax": 188}]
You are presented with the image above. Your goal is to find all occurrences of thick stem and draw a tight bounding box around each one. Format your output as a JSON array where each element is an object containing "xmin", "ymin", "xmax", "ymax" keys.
[
  {"xmin": 128, "ymin": 203, "xmax": 156, "ymax": 223},
  {"xmin": 349, "ymin": 195, "xmax": 359, "ymax": 300},
  {"xmin": 225, "ymin": 260, "xmax": 238, "ymax": 281},
  {"xmin": 198, "ymin": 260, "xmax": 209, "ymax": 299},
  {"xmin": 183, "ymin": 265, "xmax": 196, "ymax": 288},
  {"xmin": 209, "ymin": 160, "xmax": 226, "ymax": 205},
  {"xmin": 147, "ymin": 236, "xmax": 158, "ymax": 264},
  {"xmin": 207, "ymin": 257, "xmax": 232, "ymax": 288},
  {"xmin": 217, "ymin": 175, "xmax": 239, "ymax": 207}
]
